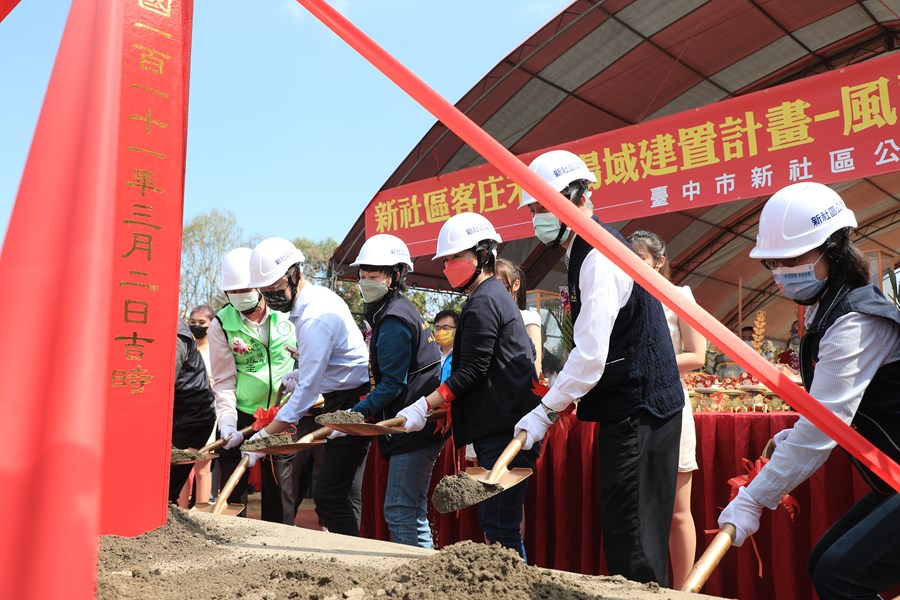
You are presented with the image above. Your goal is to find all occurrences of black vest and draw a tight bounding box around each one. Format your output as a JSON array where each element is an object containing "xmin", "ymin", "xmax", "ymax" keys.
[
  {"xmin": 567, "ymin": 219, "xmax": 684, "ymax": 422},
  {"xmin": 173, "ymin": 320, "xmax": 215, "ymax": 429},
  {"xmin": 800, "ymin": 283, "xmax": 900, "ymax": 494},
  {"xmin": 368, "ymin": 293, "xmax": 442, "ymax": 458}
]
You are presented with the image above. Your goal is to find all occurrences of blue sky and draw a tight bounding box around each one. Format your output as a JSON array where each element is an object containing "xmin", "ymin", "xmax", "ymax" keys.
[{"xmin": 0, "ymin": 0, "xmax": 571, "ymax": 246}]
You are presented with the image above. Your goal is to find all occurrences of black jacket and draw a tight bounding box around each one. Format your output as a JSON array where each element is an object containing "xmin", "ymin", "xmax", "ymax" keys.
[{"xmin": 173, "ymin": 319, "xmax": 215, "ymax": 429}]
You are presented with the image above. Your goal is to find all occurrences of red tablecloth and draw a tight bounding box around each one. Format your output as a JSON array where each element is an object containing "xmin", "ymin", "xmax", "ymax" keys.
[{"xmin": 360, "ymin": 412, "xmax": 871, "ymax": 599}]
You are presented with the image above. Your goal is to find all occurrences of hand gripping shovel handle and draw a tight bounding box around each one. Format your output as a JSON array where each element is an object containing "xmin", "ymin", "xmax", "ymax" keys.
[
  {"xmin": 681, "ymin": 523, "xmax": 736, "ymax": 593},
  {"xmin": 212, "ymin": 454, "xmax": 251, "ymax": 515},
  {"xmin": 200, "ymin": 384, "xmax": 292, "ymax": 453},
  {"xmin": 486, "ymin": 430, "xmax": 527, "ymax": 485},
  {"xmin": 378, "ymin": 408, "xmax": 448, "ymax": 430}
]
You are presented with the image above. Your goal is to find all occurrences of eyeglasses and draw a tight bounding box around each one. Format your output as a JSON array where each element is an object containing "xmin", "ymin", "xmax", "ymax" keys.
[
  {"xmin": 434, "ymin": 325, "xmax": 456, "ymax": 331},
  {"xmin": 761, "ymin": 251, "xmax": 824, "ymax": 271},
  {"xmin": 259, "ymin": 276, "xmax": 288, "ymax": 294}
]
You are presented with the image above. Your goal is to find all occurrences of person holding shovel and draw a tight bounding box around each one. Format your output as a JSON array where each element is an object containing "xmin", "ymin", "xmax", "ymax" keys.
[
  {"xmin": 717, "ymin": 182, "xmax": 900, "ymax": 600},
  {"xmin": 397, "ymin": 212, "xmax": 541, "ymax": 560},
  {"xmin": 513, "ymin": 149, "xmax": 684, "ymax": 586},
  {"xmin": 342, "ymin": 234, "xmax": 444, "ymax": 548},
  {"xmin": 245, "ymin": 237, "xmax": 371, "ymax": 537},
  {"xmin": 207, "ymin": 247, "xmax": 299, "ymax": 524}
]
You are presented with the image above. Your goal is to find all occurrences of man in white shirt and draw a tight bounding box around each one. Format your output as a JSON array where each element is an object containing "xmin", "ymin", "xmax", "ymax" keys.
[
  {"xmin": 514, "ymin": 150, "xmax": 684, "ymax": 586},
  {"xmin": 245, "ymin": 237, "xmax": 371, "ymax": 536}
]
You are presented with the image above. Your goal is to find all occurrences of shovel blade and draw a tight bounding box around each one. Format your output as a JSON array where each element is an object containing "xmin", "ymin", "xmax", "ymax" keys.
[
  {"xmin": 191, "ymin": 502, "xmax": 244, "ymax": 517},
  {"xmin": 325, "ymin": 422, "xmax": 406, "ymax": 436},
  {"xmin": 464, "ymin": 466, "xmax": 533, "ymax": 490}
]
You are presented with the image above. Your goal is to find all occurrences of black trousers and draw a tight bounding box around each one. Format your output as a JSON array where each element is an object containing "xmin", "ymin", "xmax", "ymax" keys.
[
  {"xmin": 597, "ymin": 408, "xmax": 681, "ymax": 586},
  {"xmin": 314, "ymin": 383, "xmax": 372, "ymax": 536},
  {"xmin": 169, "ymin": 416, "xmax": 215, "ymax": 504},
  {"xmin": 217, "ymin": 410, "xmax": 299, "ymax": 524}
]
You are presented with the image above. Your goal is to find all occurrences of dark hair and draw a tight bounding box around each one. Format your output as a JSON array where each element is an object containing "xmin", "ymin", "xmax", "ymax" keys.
[
  {"xmin": 824, "ymin": 227, "xmax": 869, "ymax": 287},
  {"xmin": 434, "ymin": 309, "xmax": 459, "ymax": 326},
  {"xmin": 190, "ymin": 305, "xmax": 215, "ymax": 320},
  {"xmin": 626, "ymin": 229, "xmax": 671, "ymax": 279},
  {"xmin": 474, "ymin": 239, "xmax": 497, "ymax": 275},
  {"xmin": 358, "ymin": 264, "xmax": 409, "ymax": 293},
  {"xmin": 495, "ymin": 258, "xmax": 527, "ymax": 310}
]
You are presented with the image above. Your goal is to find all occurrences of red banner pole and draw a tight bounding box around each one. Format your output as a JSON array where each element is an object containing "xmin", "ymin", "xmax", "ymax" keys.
[
  {"xmin": 0, "ymin": 0, "xmax": 122, "ymax": 598},
  {"xmin": 295, "ymin": 0, "xmax": 900, "ymax": 493},
  {"xmin": 0, "ymin": 0, "xmax": 21, "ymax": 24}
]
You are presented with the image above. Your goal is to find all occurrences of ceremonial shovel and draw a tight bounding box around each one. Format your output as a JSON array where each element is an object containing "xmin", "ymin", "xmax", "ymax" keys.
[
  {"xmin": 192, "ymin": 454, "xmax": 250, "ymax": 516},
  {"xmin": 322, "ymin": 409, "xmax": 448, "ymax": 436},
  {"xmin": 680, "ymin": 438, "xmax": 777, "ymax": 593},
  {"xmin": 431, "ymin": 430, "xmax": 532, "ymax": 513}
]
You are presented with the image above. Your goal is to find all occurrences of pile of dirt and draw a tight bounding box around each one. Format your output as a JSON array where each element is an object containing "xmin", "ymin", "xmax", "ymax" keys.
[
  {"xmin": 97, "ymin": 507, "xmax": 715, "ymax": 599},
  {"xmin": 242, "ymin": 433, "xmax": 295, "ymax": 451},
  {"xmin": 431, "ymin": 473, "xmax": 501, "ymax": 513},
  {"xmin": 316, "ymin": 410, "xmax": 365, "ymax": 425},
  {"xmin": 170, "ymin": 447, "xmax": 206, "ymax": 463}
]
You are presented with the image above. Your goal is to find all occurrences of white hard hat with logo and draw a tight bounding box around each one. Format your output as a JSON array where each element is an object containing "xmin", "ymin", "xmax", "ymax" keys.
[
  {"xmin": 351, "ymin": 234, "xmax": 414, "ymax": 271},
  {"xmin": 219, "ymin": 247, "xmax": 254, "ymax": 291},
  {"xmin": 433, "ymin": 212, "xmax": 502, "ymax": 260},
  {"xmin": 520, "ymin": 149, "xmax": 597, "ymax": 208},
  {"xmin": 248, "ymin": 237, "xmax": 306, "ymax": 288},
  {"xmin": 749, "ymin": 182, "xmax": 858, "ymax": 259}
]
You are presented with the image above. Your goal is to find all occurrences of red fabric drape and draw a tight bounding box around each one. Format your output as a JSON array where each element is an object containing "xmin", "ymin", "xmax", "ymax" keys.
[{"xmin": 360, "ymin": 412, "xmax": 870, "ymax": 599}]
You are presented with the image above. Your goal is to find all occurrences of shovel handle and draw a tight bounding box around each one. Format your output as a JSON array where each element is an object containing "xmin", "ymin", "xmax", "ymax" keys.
[
  {"xmin": 486, "ymin": 430, "xmax": 527, "ymax": 485},
  {"xmin": 199, "ymin": 424, "xmax": 255, "ymax": 454},
  {"xmin": 298, "ymin": 426, "xmax": 333, "ymax": 443},
  {"xmin": 680, "ymin": 523, "xmax": 736, "ymax": 593},
  {"xmin": 213, "ymin": 454, "xmax": 251, "ymax": 515},
  {"xmin": 377, "ymin": 408, "xmax": 448, "ymax": 430}
]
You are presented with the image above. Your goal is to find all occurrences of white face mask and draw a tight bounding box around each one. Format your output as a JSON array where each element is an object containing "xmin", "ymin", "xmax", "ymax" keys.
[
  {"xmin": 227, "ymin": 290, "xmax": 261, "ymax": 313},
  {"xmin": 358, "ymin": 278, "xmax": 390, "ymax": 304},
  {"xmin": 532, "ymin": 212, "xmax": 571, "ymax": 246}
]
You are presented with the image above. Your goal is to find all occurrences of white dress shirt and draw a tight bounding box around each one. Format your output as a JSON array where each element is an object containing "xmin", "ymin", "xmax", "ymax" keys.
[
  {"xmin": 276, "ymin": 283, "xmax": 369, "ymax": 424},
  {"xmin": 747, "ymin": 308, "xmax": 900, "ymax": 508},
  {"xmin": 208, "ymin": 307, "xmax": 273, "ymax": 431},
  {"xmin": 541, "ymin": 241, "xmax": 634, "ymax": 412}
]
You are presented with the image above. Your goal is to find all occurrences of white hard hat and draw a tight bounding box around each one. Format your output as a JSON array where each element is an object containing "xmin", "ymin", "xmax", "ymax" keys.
[
  {"xmin": 351, "ymin": 234, "xmax": 414, "ymax": 271},
  {"xmin": 520, "ymin": 149, "xmax": 597, "ymax": 208},
  {"xmin": 749, "ymin": 182, "xmax": 858, "ymax": 259},
  {"xmin": 433, "ymin": 213, "xmax": 502, "ymax": 260},
  {"xmin": 219, "ymin": 247, "xmax": 253, "ymax": 291},
  {"xmin": 248, "ymin": 237, "xmax": 305, "ymax": 288}
]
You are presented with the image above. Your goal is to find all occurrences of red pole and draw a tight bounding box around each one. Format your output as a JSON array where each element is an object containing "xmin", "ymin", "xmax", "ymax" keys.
[{"xmin": 295, "ymin": 0, "xmax": 900, "ymax": 493}]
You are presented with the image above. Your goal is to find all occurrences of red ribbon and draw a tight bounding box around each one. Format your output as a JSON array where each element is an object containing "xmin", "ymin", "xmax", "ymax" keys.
[{"xmin": 251, "ymin": 405, "xmax": 280, "ymax": 431}]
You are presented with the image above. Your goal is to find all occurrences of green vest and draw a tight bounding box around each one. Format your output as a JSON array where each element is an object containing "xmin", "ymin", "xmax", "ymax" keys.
[{"xmin": 216, "ymin": 305, "xmax": 297, "ymax": 415}]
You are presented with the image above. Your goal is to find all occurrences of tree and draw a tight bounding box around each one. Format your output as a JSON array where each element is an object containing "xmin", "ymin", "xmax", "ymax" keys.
[{"xmin": 179, "ymin": 209, "xmax": 245, "ymax": 316}]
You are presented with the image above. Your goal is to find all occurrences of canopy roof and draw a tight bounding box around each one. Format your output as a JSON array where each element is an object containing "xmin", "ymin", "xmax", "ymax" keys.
[{"xmin": 333, "ymin": 0, "xmax": 900, "ymax": 340}]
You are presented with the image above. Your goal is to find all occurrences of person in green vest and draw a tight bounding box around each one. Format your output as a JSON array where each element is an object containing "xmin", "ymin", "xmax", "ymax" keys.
[{"xmin": 208, "ymin": 247, "xmax": 299, "ymax": 524}]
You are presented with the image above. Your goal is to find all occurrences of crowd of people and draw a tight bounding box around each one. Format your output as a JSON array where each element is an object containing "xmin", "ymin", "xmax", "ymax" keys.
[{"xmin": 169, "ymin": 149, "xmax": 899, "ymax": 598}]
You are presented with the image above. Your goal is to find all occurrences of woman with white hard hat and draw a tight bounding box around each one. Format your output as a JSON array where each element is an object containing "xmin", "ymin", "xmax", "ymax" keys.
[
  {"xmin": 338, "ymin": 234, "xmax": 444, "ymax": 548},
  {"xmin": 243, "ymin": 237, "xmax": 372, "ymax": 536},
  {"xmin": 718, "ymin": 181, "xmax": 900, "ymax": 599},
  {"xmin": 397, "ymin": 212, "xmax": 541, "ymax": 560}
]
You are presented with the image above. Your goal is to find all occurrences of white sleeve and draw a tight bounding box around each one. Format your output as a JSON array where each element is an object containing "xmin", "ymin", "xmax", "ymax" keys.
[
  {"xmin": 541, "ymin": 249, "xmax": 633, "ymax": 412},
  {"xmin": 746, "ymin": 311, "xmax": 900, "ymax": 508},
  {"xmin": 208, "ymin": 319, "xmax": 239, "ymax": 430}
]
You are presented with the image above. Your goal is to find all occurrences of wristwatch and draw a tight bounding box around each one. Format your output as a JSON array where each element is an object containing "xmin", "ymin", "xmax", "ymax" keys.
[{"xmin": 540, "ymin": 402, "xmax": 559, "ymax": 423}]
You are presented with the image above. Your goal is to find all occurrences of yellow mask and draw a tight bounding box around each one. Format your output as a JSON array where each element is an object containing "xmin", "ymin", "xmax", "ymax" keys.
[{"xmin": 434, "ymin": 329, "xmax": 455, "ymax": 347}]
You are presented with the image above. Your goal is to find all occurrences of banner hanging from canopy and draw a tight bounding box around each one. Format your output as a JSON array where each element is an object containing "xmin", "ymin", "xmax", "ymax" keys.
[{"xmin": 366, "ymin": 52, "xmax": 900, "ymax": 257}]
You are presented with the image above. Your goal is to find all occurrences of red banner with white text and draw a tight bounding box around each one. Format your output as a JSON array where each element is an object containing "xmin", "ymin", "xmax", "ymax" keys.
[
  {"xmin": 366, "ymin": 53, "xmax": 900, "ymax": 257},
  {"xmin": 100, "ymin": 0, "xmax": 193, "ymax": 535}
]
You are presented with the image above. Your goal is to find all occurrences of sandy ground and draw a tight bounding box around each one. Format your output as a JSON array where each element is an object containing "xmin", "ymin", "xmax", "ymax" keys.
[{"xmin": 96, "ymin": 507, "xmax": 724, "ymax": 599}]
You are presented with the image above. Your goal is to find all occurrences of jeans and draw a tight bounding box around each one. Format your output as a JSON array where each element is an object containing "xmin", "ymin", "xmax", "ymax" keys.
[
  {"xmin": 807, "ymin": 491, "xmax": 900, "ymax": 599},
  {"xmin": 384, "ymin": 440, "xmax": 444, "ymax": 548},
  {"xmin": 472, "ymin": 431, "xmax": 540, "ymax": 560}
]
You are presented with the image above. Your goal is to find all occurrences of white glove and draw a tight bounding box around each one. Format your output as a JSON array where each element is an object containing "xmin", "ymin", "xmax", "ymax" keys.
[
  {"xmin": 220, "ymin": 423, "xmax": 244, "ymax": 450},
  {"xmin": 281, "ymin": 369, "xmax": 300, "ymax": 394},
  {"xmin": 514, "ymin": 405, "xmax": 554, "ymax": 451},
  {"xmin": 243, "ymin": 450, "xmax": 265, "ymax": 468},
  {"xmin": 248, "ymin": 427, "xmax": 270, "ymax": 443},
  {"xmin": 327, "ymin": 429, "xmax": 347, "ymax": 440},
  {"xmin": 397, "ymin": 397, "xmax": 430, "ymax": 432},
  {"xmin": 773, "ymin": 428, "xmax": 791, "ymax": 447},
  {"xmin": 718, "ymin": 486, "xmax": 765, "ymax": 547}
]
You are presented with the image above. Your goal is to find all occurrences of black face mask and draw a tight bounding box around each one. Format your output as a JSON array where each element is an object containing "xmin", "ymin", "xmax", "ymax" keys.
[
  {"xmin": 189, "ymin": 325, "xmax": 208, "ymax": 339},
  {"xmin": 263, "ymin": 268, "xmax": 300, "ymax": 312}
]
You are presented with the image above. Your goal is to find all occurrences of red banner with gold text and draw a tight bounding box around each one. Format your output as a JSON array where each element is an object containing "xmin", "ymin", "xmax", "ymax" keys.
[
  {"xmin": 366, "ymin": 53, "xmax": 900, "ymax": 257},
  {"xmin": 100, "ymin": 0, "xmax": 193, "ymax": 536}
]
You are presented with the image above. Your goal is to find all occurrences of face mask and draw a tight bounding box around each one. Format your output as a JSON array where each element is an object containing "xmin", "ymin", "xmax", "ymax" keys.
[
  {"xmin": 262, "ymin": 289, "xmax": 293, "ymax": 312},
  {"xmin": 434, "ymin": 329, "xmax": 455, "ymax": 347},
  {"xmin": 189, "ymin": 325, "xmax": 208, "ymax": 339},
  {"xmin": 443, "ymin": 258, "xmax": 477, "ymax": 290},
  {"xmin": 772, "ymin": 261, "xmax": 827, "ymax": 303},
  {"xmin": 227, "ymin": 290, "xmax": 262, "ymax": 314},
  {"xmin": 358, "ymin": 278, "xmax": 390, "ymax": 304},
  {"xmin": 532, "ymin": 212, "xmax": 571, "ymax": 247}
]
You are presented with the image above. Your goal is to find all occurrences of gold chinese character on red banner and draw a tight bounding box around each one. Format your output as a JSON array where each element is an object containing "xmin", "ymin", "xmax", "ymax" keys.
[
  {"xmin": 766, "ymin": 100, "xmax": 813, "ymax": 150},
  {"xmin": 423, "ymin": 189, "xmax": 451, "ymax": 223},
  {"xmin": 602, "ymin": 143, "xmax": 639, "ymax": 185},
  {"xmin": 719, "ymin": 111, "xmax": 761, "ymax": 160},
  {"xmin": 639, "ymin": 133, "xmax": 678, "ymax": 177},
  {"xmin": 840, "ymin": 77, "xmax": 897, "ymax": 135},
  {"xmin": 679, "ymin": 122, "xmax": 720, "ymax": 170},
  {"xmin": 373, "ymin": 200, "xmax": 398, "ymax": 233}
]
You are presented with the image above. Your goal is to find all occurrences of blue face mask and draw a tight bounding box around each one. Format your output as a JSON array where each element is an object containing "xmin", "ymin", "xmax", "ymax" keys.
[
  {"xmin": 772, "ymin": 255, "xmax": 827, "ymax": 303},
  {"xmin": 532, "ymin": 212, "xmax": 569, "ymax": 246}
]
